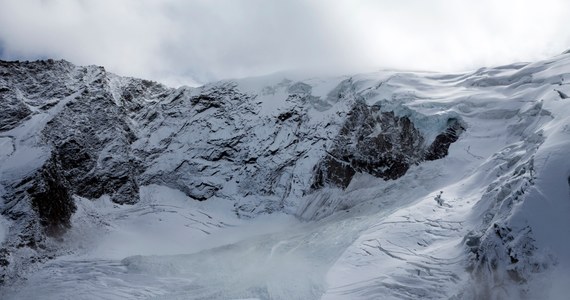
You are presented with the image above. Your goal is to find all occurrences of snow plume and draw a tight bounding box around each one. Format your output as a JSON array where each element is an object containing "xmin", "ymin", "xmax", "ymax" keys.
[{"xmin": 1, "ymin": 0, "xmax": 569, "ymax": 86}]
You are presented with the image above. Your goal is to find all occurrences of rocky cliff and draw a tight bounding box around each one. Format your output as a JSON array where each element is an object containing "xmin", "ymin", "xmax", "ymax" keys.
[{"xmin": 0, "ymin": 59, "xmax": 462, "ymax": 283}]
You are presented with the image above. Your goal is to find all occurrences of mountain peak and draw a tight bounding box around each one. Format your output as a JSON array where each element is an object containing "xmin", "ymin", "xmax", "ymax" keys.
[{"xmin": 1, "ymin": 53, "xmax": 570, "ymax": 298}]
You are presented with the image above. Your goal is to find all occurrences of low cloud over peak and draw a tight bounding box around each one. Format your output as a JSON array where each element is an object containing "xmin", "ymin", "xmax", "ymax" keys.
[{"xmin": 1, "ymin": 0, "xmax": 569, "ymax": 86}]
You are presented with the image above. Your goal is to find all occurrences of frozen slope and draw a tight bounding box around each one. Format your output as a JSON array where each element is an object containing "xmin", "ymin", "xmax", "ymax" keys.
[
  {"xmin": 0, "ymin": 53, "xmax": 570, "ymax": 299},
  {"xmin": 323, "ymin": 55, "xmax": 570, "ymax": 299}
]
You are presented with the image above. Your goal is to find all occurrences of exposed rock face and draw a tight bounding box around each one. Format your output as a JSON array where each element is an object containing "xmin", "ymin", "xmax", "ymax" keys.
[
  {"xmin": 44, "ymin": 88, "xmax": 141, "ymax": 204},
  {"xmin": 425, "ymin": 118, "xmax": 464, "ymax": 161},
  {"xmin": 0, "ymin": 89, "xmax": 31, "ymax": 132},
  {"xmin": 311, "ymin": 101, "xmax": 464, "ymax": 190},
  {"xmin": 135, "ymin": 83, "xmax": 261, "ymax": 204},
  {"xmin": 0, "ymin": 59, "xmax": 76, "ymax": 131},
  {"xmin": 27, "ymin": 154, "xmax": 76, "ymax": 237},
  {"xmin": 0, "ymin": 153, "xmax": 76, "ymax": 283},
  {"xmin": 0, "ymin": 60, "xmax": 75, "ymax": 131},
  {"xmin": 0, "ymin": 60, "xmax": 151, "ymax": 282},
  {"xmin": 0, "ymin": 59, "xmax": 463, "ymax": 284}
]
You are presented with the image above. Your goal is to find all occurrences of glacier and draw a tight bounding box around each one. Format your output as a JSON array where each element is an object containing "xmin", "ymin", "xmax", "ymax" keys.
[{"xmin": 0, "ymin": 52, "xmax": 570, "ymax": 299}]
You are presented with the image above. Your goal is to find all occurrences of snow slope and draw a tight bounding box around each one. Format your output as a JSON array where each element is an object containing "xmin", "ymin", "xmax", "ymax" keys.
[
  {"xmin": 1, "ymin": 52, "xmax": 570, "ymax": 299},
  {"xmin": 322, "ymin": 56, "xmax": 570, "ymax": 300}
]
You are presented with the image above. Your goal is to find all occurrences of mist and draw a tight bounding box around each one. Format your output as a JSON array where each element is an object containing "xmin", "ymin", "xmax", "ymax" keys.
[{"xmin": 1, "ymin": 0, "xmax": 569, "ymax": 86}]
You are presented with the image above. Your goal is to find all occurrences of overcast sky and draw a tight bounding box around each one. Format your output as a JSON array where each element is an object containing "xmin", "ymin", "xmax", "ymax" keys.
[{"xmin": 1, "ymin": 0, "xmax": 569, "ymax": 86}]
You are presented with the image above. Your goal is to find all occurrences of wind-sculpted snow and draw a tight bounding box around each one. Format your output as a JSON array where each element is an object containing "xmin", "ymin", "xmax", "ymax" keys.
[{"xmin": 1, "ymin": 51, "xmax": 570, "ymax": 299}]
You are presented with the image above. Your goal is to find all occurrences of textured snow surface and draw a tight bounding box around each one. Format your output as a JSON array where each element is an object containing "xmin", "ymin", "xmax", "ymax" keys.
[{"xmin": 1, "ymin": 53, "xmax": 570, "ymax": 299}]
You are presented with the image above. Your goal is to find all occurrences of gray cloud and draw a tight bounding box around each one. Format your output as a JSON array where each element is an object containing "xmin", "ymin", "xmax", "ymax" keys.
[{"xmin": 1, "ymin": 0, "xmax": 569, "ymax": 86}]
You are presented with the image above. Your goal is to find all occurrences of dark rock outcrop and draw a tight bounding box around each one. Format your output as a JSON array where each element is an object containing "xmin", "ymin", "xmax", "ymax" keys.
[
  {"xmin": 28, "ymin": 155, "xmax": 76, "ymax": 237},
  {"xmin": 311, "ymin": 101, "xmax": 464, "ymax": 190},
  {"xmin": 42, "ymin": 71, "xmax": 142, "ymax": 204},
  {"xmin": 425, "ymin": 118, "xmax": 464, "ymax": 161},
  {"xmin": 0, "ymin": 86, "xmax": 31, "ymax": 131},
  {"xmin": 0, "ymin": 154, "xmax": 76, "ymax": 284}
]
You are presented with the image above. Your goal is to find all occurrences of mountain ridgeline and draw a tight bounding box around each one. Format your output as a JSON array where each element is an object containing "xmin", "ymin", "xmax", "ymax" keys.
[{"xmin": 1, "ymin": 52, "xmax": 570, "ymax": 299}]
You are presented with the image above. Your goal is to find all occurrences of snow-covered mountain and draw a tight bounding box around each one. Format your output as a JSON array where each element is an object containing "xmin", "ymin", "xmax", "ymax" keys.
[{"xmin": 0, "ymin": 52, "xmax": 569, "ymax": 299}]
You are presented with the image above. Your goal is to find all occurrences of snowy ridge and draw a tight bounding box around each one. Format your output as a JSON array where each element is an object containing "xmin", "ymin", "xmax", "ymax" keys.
[{"xmin": 0, "ymin": 52, "xmax": 570, "ymax": 299}]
